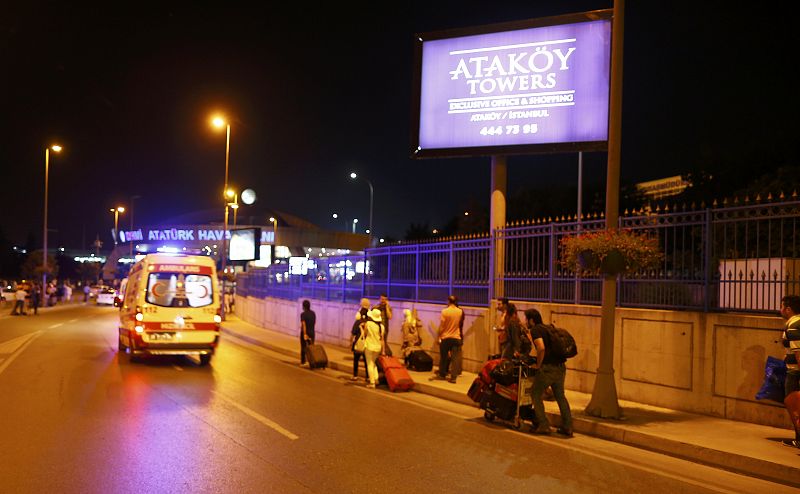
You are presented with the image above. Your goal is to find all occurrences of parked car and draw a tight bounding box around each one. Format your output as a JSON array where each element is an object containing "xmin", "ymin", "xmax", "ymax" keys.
[
  {"xmin": 96, "ymin": 287, "xmax": 116, "ymax": 305},
  {"xmin": 1, "ymin": 286, "xmax": 15, "ymax": 303},
  {"xmin": 114, "ymin": 278, "xmax": 128, "ymax": 308}
]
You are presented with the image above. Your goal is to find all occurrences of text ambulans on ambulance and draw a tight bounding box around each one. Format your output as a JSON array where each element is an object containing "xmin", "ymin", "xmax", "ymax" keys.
[{"xmin": 119, "ymin": 253, "xmax": 221, "ymax": 365}]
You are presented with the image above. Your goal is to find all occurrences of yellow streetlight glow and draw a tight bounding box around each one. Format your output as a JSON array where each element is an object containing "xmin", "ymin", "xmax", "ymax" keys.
[
  {"xmin": 211, "ymin": 116, "xmax": 226, "ymax": 128},
  {"xmin": 225, "ymin": 188, "xmax": 235, "ymax": 199},
  {"xmin": 51, "ymin": 145, "xmax": 62, "ymax": 153},
  {"xmin": 110, "ymin": 206, "xmax": 125, "ymax": 245}
]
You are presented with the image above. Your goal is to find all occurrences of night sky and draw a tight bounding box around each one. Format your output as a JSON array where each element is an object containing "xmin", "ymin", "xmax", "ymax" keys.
[{"xmin": 1, "ymin": 2, "xmax": 794, "ymax": 249}]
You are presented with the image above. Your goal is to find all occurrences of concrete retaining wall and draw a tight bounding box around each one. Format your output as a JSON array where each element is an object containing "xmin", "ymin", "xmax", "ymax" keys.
[{"xmin": 234, "ymin": 294, "xmax": 790, "ymax": 429}]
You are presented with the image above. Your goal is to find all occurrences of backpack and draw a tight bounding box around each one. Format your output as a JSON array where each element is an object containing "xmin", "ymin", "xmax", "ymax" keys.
[{"xmin": 542, "ymin": 324, "xmax": 578, "ymax": 360}]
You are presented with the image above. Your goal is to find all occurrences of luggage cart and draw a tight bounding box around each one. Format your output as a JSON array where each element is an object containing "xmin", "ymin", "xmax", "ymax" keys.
[{"xmin": 481, "ymin": 359, "xmax": 535, "ymax": 430}]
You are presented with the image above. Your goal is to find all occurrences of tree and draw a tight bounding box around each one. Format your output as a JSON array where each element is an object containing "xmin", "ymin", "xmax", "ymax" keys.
[
  {"xmin": 77, "ymin": 262, "xmax": 101, "ymax": 284},
  {"xmin": 20, "ymin": 250, "xmax": 58, "ymax": 281}
]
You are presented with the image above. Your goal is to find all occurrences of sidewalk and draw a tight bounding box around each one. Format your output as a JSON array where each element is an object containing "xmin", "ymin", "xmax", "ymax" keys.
[{"xmin": 221, "ymin": 315, "xmax": 800, "ymax": 487}]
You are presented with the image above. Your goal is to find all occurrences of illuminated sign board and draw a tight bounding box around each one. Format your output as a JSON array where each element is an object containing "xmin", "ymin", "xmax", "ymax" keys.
[
  {"xmin": 412, "ymin": 11, "xmax": 612, "ymax": 157},
  {"xmin": 229, "ymin": 228, "xmax": 262, "ymax": 262},
  {"xmin": 118, "ymin": 228, "xmax": 275, "ymax": 245}
]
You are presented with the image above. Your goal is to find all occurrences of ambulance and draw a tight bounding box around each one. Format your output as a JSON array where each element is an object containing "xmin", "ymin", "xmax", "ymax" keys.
[{"xmin": 119, "ymin": 253, "xmax": 222, "ymax": 365}]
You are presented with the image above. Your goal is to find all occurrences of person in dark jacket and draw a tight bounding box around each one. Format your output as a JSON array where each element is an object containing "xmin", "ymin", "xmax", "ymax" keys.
[
  {"xmin": 30, "ymin": 283, "xmax": 41, "ymax": 315},
  {"xmin": 501, "ymin": 304, "xmax": 529, "ymax": 359},
  {"xmin": 527, "ymin": 307, "xmax": 573, "ymax": 437},
  {"xmin": 299, "ymin": 299, "xmax": 316, "ymax": 366},
  {"xmin": 350, "ymin": 298, "xmax": 370, "ymax": 381}
]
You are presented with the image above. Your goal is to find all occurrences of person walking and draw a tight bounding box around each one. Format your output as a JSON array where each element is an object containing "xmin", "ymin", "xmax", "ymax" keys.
[
  {"xmin": 376, "ymin": 293, "xmax": 393, "ymax": 356},
  {"xmin": 363, "ymin": 307, "xmax": 385, "ymax": 389},
  {"xmin": 527, "ymin": 308, "xmax": 573, "ymax": 437},
  {"xmin": 430, "ymin": 295, "xmax": 464, "ymax": 384},
  {"xmin": 493, "ymin": 297, "xmax": 509, "ymax": 356},
  {"xmin": 11, "ymin": 286, "xmax": 27, "ymax": 315},
  {"xmin": 30, "ymin": 283, "xmax": 41, "ymax": 315},
  {"xmin": 299, "ymin": 299, "xmax": 316, "ymax": 366},
  {"xmin": 350, "ymin": 298, "xmax": 370, "ymax": 381},
  {"xmin": 64, "ymin": 281, "xmax": 73, "ymax": 304},
  {"xmin": 780, "ymin": 295, "xmax": 800, "ymax": 448},
  {"xmin": 501, "ymin": 304, "xmax": 530, "ymax": 360},
  {"xmin": 83, "ymin": 283, "xmax": 90, "ymax": 303}
]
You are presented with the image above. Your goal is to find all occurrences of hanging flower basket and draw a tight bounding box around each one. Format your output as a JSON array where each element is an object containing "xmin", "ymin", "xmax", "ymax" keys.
[
  {"xmin": 600, "ymin": 248, "xmax": 626, "ymax": 276},
  {"xmin": 577, "ymin": 250, "xmax": 599, "ymax": 270},
  {"xmin": 560, "ymin": 229, "xmax": 663, "ymax": 277}
]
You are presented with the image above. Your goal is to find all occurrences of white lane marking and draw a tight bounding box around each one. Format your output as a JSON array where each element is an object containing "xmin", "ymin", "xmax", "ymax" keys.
[
  {"xmin": 68, "ymin": 319, "xmax": 78, "ymax": 323},
  {"xmin": 211, "ymin": 390, "xmax": 299, "ymax": 441},
  {"xmin": 223, "ymin": 334, "xmax": 472, "ymax": 419},
  {"xmin": 172, "ymin": 365, "xmax": 184, "ymax": 372},
  {"xmin": 0, "ymin": 331, "xmax": 43, "ymax": 376},
  {"xmin": 48, "ymin": 323, "xmax": 63, "ymax": 329},
  {"xmin": 221, "ymin": 333, "xmax": 786, "ymax": 492}
]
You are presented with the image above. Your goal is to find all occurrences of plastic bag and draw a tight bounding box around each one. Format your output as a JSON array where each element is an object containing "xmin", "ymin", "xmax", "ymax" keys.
[{"xmin": 755, "ymin": 356, "xmax": 787, "ymax": 402}]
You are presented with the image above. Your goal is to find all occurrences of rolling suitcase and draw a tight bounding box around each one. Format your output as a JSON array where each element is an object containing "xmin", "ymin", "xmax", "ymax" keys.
[
  {"xmin": 407, "ymin": 350, "xmax": 434, "ymax": 372},
  {"xmin": 378, "ymin": 355, "xmax": 404, "ymax": 371},
  {"xmin": 305, "ymin": 344, "xmax": 328, "ymax": 369},
  {"xmin": 468, "ymin": 377, "xmax": 488, "ymax": 403},
  {"xmin": 384, "ymin": 366, "xmax": 415, "ymax": 391}
]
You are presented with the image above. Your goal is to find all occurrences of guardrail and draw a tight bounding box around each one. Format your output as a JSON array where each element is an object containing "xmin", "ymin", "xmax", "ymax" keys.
[{"xmin": 237, "ymin": 198, "xmax": 800, "ymax": 314}]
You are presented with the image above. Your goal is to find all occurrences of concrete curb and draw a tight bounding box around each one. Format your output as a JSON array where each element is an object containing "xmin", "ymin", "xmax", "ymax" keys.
[{"xmin": 221, "ymin": 325, "xmax": 800, "ymax": 488}]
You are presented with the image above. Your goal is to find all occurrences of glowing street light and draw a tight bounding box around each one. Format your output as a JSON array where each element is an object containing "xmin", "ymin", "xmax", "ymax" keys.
[
  {"xmin": 43, "ymin": 144, "xmax": 62, "ymax": 291},
  {"xmin": 110, "ymin": 206, "xmax": 125, "ymax": 245},
  {"xmin": 226, "ymin": 188, "xmax": 240, "ymax": 228},
  {"xmin": 349, "ymin": 172, "xmax": 374, "ymax": 244},
  {"xmin": 352, "ymin": 218, "xmax": 359, "ymax": 233},
  {"xmin": 211, "ymin": 114, "xmax": 233, "ymax": 320},
  {"xmin": 269, "ymin": 216, "xmax": 278, "ymax": 247}
]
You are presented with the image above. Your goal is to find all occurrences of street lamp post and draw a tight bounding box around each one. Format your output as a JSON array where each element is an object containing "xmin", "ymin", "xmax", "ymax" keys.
[
  {"xmin": 129, "ymin": 194, "xmax": 141, "ymax": 257},
  {"xmin": 349, "ymin": 172, "xmax": 374, "ymax": 245},
  {"xmin": 43, "ymin": 145, "xmax": 62, "ymax": 292},
  {"xmin": 352, "ymin": 218, "xmax": 359, "ymax": 234},
  {"xmin": 269, "ymin": 216, "xmax": 278, "ymax": 250},
  {"xmin": 230, "ymin": 192, "xmax": 239, "ymax": 228},
  {"xmin": 332, "ymin": 212, "xmax": 348, "ymax": 231},
  {"xmin": 212, "ymin": 115, "xmax": 232, "ymax": 320},
  {"xmin": 110, "ymin": 207, "xmax": 125, "ymax": 245}
]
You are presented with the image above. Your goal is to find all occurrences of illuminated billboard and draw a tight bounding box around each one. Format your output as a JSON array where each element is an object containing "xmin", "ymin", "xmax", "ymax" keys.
[
  {"xmin": 229, "ymin": 228, "xmax": 261, "ymax": 262},
  {"xmin": 412, "ymin": 10, "xmax": 612, "ymax": 158}
]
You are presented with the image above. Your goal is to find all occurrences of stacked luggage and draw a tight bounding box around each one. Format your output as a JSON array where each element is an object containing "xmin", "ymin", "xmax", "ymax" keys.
[{"xmin": 467, "ymin": 357, "xmax": 535, "ymax": 429}]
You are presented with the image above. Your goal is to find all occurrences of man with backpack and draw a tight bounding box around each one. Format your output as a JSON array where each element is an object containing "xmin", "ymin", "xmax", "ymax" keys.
[{"xmin": 526, "ymin": 308, "xmax": 574, "ymax": 437}]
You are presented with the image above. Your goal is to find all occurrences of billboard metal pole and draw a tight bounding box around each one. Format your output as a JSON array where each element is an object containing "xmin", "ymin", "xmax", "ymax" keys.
[
  {"xmin": 585, "ymin": 0, "xmax": 624, "ymax": 419},
  {"xmin": 489, "ymin": 155, "xmax": 506, "ymax": 355}
]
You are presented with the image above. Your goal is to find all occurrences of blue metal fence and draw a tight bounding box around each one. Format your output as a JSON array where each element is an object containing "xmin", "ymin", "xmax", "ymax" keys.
[{"xmin": 237, "ymin": 199, "xmax": 800, "ymax": 314}]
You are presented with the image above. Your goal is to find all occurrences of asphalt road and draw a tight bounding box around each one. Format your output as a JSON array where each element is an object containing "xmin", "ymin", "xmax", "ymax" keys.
[{"xmin": 0, "ymin": 304, "xmax": 794, "ymax": 493}]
